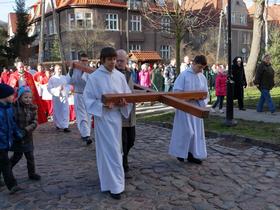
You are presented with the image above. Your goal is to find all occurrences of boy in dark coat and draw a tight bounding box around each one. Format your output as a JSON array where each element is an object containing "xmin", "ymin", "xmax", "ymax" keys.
[
  {"xmin": 10, "ymin": 85, "xmax": 41, "ymax": 180},
  {"xmin": 0, "ymin": 83, "xmax": 23, "ymax": 194}
]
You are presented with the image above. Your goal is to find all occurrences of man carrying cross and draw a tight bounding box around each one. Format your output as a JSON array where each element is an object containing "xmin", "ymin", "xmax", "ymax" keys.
[
  {"xmin": 116, "ymin": 49, "xmax": 136, "ymax": 173},
  {"xmin": 169, "ymin": 55, "xmax": 209, "ymax": 164},
  {"xmin": 83, "ymin": 47, "xmax": 132, "ymax": 200},
  {"xmin": 68, "ymin": 53, "xmax": 92, "ymax": 145}
]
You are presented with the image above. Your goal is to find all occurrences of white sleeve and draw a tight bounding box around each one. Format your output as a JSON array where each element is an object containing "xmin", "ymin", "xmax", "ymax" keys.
[
  {"xmin": 120, "ymin": 76, "xmax": 133, "ymax": 119},
  {"xmin": 83, "ymin": 77, "xmax": 103, "ymax": 117}
]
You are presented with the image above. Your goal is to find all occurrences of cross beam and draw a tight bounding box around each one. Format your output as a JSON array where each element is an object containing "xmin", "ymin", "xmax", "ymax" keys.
[
  {"xmin": 66, "ymin": 62, "xmax": 95, "ymax": 73},
  {"xmin": 102, "ymin": 91, "xmax": 207, "ymax": 104},
  {"xmin": 66, "ymin": 64, "xmax": 210, "ymax": 118},
  {"xmin": 102, "ymin": 85, "xmax": 209, "ymax": 118}
]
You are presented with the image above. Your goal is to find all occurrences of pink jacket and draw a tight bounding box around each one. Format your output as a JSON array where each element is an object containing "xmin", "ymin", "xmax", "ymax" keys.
[
  {"xmin": 139, "ymin": 70, "xmax": 151, "ymax": 87},
  {"xmin": 215, "ymin": 73, "xmax": 227, "ymax": 96}
]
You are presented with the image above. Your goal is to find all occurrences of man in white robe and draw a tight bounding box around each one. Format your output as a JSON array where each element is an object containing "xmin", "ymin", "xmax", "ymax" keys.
[
  {"xmin": 47, "ymin": 65, "xmax": 71, "ymax": 132},
  {"xmin": 83, "ymin": 47, "xmax": 132, "ymax": 200},
  {"xmin": 68, "ymin": 53, "xmax": 92, "ymax": 145},
  {"xmin": 169, "ymin": 55, "xmax": 208, "ymax": 164}
]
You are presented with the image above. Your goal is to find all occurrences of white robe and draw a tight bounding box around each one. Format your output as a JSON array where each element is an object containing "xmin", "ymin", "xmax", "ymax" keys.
[
  {"xmin": 47, "ymin": 75, "xmax": 70, "ymax": 129},
  {"xmin": 169, "ymin": 67, "xmax": 208, "ymax": 159},
  {"xmin": 68, "ymin": 70, "xmax": 91, "ymax": 138},
  {"xmin": 83, "ymin": 65, "xmax": 132, "ymax": 194}
]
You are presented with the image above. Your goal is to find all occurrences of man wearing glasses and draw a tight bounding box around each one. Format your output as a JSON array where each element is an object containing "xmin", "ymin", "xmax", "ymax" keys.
[{"xmin": 68, "ymin": 53, "xmax": 93, "ymax": 145}]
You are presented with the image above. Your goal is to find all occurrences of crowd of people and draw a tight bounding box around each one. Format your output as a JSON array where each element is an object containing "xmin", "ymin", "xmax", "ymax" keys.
[{"xmin": 0, "ymin": 48, "xmax": 277, "ymax": 198}]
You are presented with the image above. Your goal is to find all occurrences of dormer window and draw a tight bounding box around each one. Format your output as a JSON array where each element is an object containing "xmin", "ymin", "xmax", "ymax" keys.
[{"xmin": 240, "ymin": 14, "xmax": 247, "ymax": 25}]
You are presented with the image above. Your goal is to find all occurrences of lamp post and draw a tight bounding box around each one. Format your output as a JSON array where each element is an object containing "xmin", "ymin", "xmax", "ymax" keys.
[
  {"xmin": 126, "ymin": 0, "xmax": 130, "ymax": 52},
  {"xmin": 225, "ymin": 0, "xmax": 237, "ymax": 126}
]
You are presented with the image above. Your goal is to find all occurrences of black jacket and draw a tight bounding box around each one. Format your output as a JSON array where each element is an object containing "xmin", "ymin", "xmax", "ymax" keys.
[{"xmin": 254, "ymin": 62, "xmax": 275, "ymax": 90}]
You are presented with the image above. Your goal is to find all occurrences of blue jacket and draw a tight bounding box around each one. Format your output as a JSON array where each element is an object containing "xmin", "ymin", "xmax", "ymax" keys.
[{"xmin": 0, "ymin": 102, "xmax": 23, "ymax": 150}]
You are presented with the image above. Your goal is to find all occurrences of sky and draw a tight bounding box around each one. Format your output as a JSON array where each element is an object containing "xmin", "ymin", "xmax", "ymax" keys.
[
  {"xmin": 0, "ymin": 0, "xmax": 34, "ymax": 22},
  {"xmin": 0, "ymin": 0, "xmax": 280, "ymax": 22}
]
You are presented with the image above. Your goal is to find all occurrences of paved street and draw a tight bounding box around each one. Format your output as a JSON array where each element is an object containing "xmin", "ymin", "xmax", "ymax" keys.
[{"xmin": 0, "ymin": 122, "xmax": 280, "ymax": 210}]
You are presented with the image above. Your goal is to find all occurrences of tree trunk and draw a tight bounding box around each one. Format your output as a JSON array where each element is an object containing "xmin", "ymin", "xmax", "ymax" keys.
[
  {"xmin": 245, "ymin": 0, "xmax": 265, "ymax": 85},
  {"xmin": 38, "ymin": 0, "xmax": 45, "ymax": 63}
]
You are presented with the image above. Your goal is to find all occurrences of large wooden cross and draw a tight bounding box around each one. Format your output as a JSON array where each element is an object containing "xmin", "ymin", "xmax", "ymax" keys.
[{"xmin": 71, "ymin": 62, "xmax": 210, "ymax": 118}]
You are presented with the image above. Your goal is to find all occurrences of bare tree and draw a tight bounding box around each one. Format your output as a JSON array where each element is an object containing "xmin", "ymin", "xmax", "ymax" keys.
[
  {"xmin": 245, "ymin": 0, "xmax": 265, "ymax": 85},
  {"xmin": 66, "ymin": 19, "xmax": 113, "ymax": 59},
  {"xmin": 141, "ymin": 0, "xmax": 219, "ymax": 74}
]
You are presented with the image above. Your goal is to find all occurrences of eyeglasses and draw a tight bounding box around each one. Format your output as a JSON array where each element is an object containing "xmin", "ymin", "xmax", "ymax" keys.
[{"xmin": 81, "ymin": 59, "xmax": 88, "ymax": 62}]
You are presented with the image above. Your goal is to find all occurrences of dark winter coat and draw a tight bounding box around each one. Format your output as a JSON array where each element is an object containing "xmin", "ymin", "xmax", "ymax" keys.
[
  {"xmin": 11, "ymin": 101, "xmax": 38, "ymax": 152},
  {"xmin": 254, "ymin": 62, "xmax": 275, "ymax": 90},
  {"xmin": 0, "ymin": 102, "xmax": 23, "ymax": 150},
  {"xmin": 232, "ymin": 57, "xmax": 247, "ymax": 100}
]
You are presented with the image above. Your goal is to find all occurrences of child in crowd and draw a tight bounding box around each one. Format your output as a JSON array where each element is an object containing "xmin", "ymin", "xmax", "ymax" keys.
[
  {"xmin": 10, "ymin": 86, "xmax": 41, "ymax": 181},
  {"xmin": 211, "ymin": 65, "xmax": 227, "ymax": 113},
  {"xmin": 0, "ymin": 84, "xmax": 24, "ymax": 194}
]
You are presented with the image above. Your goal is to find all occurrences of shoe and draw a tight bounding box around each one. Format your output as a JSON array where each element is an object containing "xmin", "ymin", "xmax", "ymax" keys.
[
  {"xmin": 82, "ymin": 136, "xmax": 93, "ymax": 145},
  {"xmin": 86, "ymin": 139, "xmax": 93, "ymax": 145},
  {"xmin": 271, "ymin": 112, "xmax": 277, "ymax": 116},
  {"xmin": 187, "ymin": 153, "xmax": 202, "ymax": 164},
  {"xmin": 29, "ymin": 174, "xmax": 41, "ymax": 181},
  {"xmin": 177, "ymin": 157, "xmax": 184, "ymax": 162},
  {"xmin": 0, "ymin": 178, "xmax": 4, "ymax": 187},
  {"xmin": 239, "ymin": 108, "xmax": 246, "ymax": 111},
  {"xmin": 9, "ymin": 186, "xmax": 23, "ymax": 194},
  {"xmin": 219, "ymin": 109, "xmax": 224, "ymax": 113},
  {"xmin": 109, "ymin": 192, "xmax": 121, "ymax": 200},
  {"xmin": 56, "ymin": 126, "xmax": 60, "ymax": 130},
  {"xmin": 210, "ymin": 108, "xmax": 216, "ymax": 113},
  {"xmin": 63, "ymin": 128, "xmax": 71, "ymax": 133}
]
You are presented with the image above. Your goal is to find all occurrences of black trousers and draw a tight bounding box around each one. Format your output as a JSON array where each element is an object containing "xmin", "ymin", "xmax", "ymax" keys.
[
  {"xmin": 10, "ymin": 151, "xmax": 36, "ymax": 176},
  {"xmin": 0, "ymin": 150, "xmax": 17, "ymax": 190},
  {"xmin": 212, "ymin": 96, "xmax": 225, "ymax": 110},
  {"xmin": 122, "ymin": 126, "xmax": 136, "ymax": 169}
]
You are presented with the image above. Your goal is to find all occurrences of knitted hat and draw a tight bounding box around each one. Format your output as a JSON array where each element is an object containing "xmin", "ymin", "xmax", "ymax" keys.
[
  {"xmin": 18, "ymin": 85, "xmax": 31, "ymax": 99},
  {"xmin": 0, "ymin": 83, "xmax": 15, "ymax": 99}
]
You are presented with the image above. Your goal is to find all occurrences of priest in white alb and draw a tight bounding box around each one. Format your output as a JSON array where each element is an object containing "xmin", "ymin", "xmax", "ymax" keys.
[
  {"xmin": 169, "ymin": 55, "xmax": 209, "ymax": 164},
  {"xmin": 47, "ymin": 65, "xmax": 71, "ymax": 133},
  {"xmin": 83, "ymin": 47, "xmax": 132, "ymax": 200}
]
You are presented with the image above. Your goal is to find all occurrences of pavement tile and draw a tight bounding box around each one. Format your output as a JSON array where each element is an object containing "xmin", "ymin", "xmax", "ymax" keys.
[{"xmin": 0, "ymin": 122, "xmax": 279, "ymax": 209}]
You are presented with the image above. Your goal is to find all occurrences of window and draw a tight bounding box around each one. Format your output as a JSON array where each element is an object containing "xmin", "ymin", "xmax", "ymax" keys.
[
  {"xmin": 71, "ymin": 48, "xmax": 77, "ymax": 60},
  {"xmin": 161, "ymin": 16, "xmax": 171, "ymax": 32},
  {"xmin": 76, "ymin": 13, "xmax": 84, "ymax": 28},
  {"xmin": 129, "ymin": 44, "xmax": 141, "ymax": 52},
  {"xmin": 85, "ymin": 13, "xmax": 92, "ymax": 28},
  {"xmin": 68, "ymin": 13, "xmax": 93, "ymax": 29},
  {"xmin": 242, "ymin": 32, "xmax": 250, "ymax": 45},
  {"xmin": 69, "ymin": 14, "xmax": 75, "ymax": 29},
  {"xmin": 106, "ymin": 14, "xmax": 118, "ymax": 31},
  {"xmin": 240, "ymin": 14, "xmax": 247, "ymax": 25},
  {"xmin": 131, "ymin": 15, "xmax": 141, "ymax": 32},
  {"xmin": 231, "ymin": 12, "xmax": 236, "ymax": 24},
  {"xmin": 48, "ymin": 19, "xmax": 54, "ymax": 35},
  {"xmin": 160, "ymin": 45, "xmax": 170, "ymax": 59}
]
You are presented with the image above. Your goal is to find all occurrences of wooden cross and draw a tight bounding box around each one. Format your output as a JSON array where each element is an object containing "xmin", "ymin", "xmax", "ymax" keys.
[{"xmin": 70, "ymin": 62, "xmax": 210, "ymax": 118}]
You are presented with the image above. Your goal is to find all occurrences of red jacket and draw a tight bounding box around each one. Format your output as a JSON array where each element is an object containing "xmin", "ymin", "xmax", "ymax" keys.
[{"xmin": 215, "ymin": 73, "xmax": 227, "ymax": 96}]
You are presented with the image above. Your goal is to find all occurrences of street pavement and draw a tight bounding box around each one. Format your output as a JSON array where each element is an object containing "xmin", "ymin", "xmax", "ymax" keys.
[{"xmin": 0, "ymin": 122, "xmax": 280, "ymax": 209}]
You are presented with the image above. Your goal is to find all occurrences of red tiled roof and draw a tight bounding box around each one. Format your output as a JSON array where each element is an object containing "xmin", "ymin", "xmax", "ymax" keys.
[
  {"xmin": 57, "ymin": 0, "xmax": 127, "ymax": 8},
  {"xmin": 248, "ymin": 4, "xmax": 280, "ymax": 23},
  {"xmin": 129, "ymin": 51, "xmax": 162, "ymax": 62},
  {"xmin": 8, "ymin": 13, "xmax": 17, "ymax": 34}
]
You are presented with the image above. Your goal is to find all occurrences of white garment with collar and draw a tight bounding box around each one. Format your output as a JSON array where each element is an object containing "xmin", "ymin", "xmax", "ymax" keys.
[
  {"xmin": 83, "ymin": 65, "xmax": 132, "ymax": 194},
  {"xmin": 169, "ymin": 67, "xmax": 208, "ymax": 160}
]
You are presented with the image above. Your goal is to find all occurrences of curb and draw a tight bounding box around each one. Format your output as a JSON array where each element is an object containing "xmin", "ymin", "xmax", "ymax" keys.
[{"xmin": 140, "ymin": 121, "xmax": 280, "ymax": 151}]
